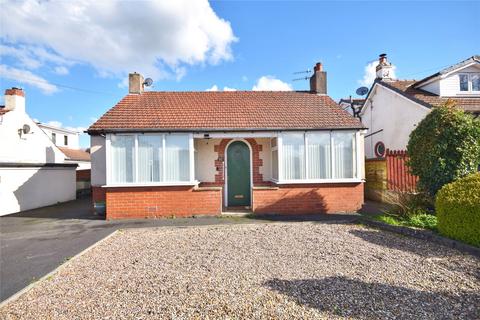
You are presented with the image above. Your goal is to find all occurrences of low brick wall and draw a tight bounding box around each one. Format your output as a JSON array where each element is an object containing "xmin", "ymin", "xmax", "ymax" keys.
[
  {"xmin": 105, "ymin": 186, "xmax": 222, "ymax": 220},
  {"xmin": 252, "ymin": 183, "xmax": 364, "ymax": 215}
]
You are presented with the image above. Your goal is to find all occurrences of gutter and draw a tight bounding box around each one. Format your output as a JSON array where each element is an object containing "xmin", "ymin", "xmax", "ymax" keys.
[{"xmin": 87, "ymin": 126, "xmax": 366, "ymax": 135}]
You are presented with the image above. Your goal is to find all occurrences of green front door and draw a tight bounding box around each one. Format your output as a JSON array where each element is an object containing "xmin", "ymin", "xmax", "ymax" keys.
[{"xmin": 227, "ymin": 141, "xmax": 251, "ymax": 207}]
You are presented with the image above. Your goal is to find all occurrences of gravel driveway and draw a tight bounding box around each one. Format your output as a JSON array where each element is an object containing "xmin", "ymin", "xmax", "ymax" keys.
[{"xmin": 1, "ymin": 222, "xmax": 479, "ymax": 319}]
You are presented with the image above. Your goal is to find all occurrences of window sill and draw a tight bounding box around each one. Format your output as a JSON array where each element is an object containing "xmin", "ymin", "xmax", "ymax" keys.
[
  {"xmin": 272, "ymin": 178, "xmax": 364, "ymax": 184},
  {"xmin": 103, "ymin": 180, "xmax": 199, "ymax": 188}
]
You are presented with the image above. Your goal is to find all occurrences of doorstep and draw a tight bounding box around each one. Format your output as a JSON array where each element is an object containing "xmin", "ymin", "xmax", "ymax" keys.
[{"xmin": 222, "ymin": 206, "xmax": 252, "ymax": 216}]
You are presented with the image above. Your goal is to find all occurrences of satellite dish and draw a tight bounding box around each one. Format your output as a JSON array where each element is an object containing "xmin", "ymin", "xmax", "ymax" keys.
[
  {"xmin": 22, "ymin": 124, "xmax": 31, "ymax": 134},
  {"xmin": 356, "ymin": 86, "xmax": 369, "ymax": 96},
  {"xmin": 143, "ymin": 78, "xmax": 153, "ymax": 87}
]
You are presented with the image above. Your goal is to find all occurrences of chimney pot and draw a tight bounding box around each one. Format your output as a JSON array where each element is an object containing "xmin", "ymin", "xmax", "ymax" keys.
[
  {"xmin": 375, "ymin": 53, "xmax": 393, "ymax": 81},
  {"xmin": 310, "ymin": 62, "xmax": 327, "ymax": 94},
  {"xmin": 129, "ymin": 72, "xmax": 144, "ymax": 94},
  {"xmin": 4, "ymin": 87, "xmax": 26, "ymax": 112},
  {"xmin": 5, "ymin": 87, "xmax": 25, "ymax": 97}
]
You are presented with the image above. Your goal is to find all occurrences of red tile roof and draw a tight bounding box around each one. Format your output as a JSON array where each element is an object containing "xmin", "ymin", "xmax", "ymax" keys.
[
  {"xmin": 58, "ymin": 147, "xmax": 91, "ymax": 161},
  {"xmin": 378, "ymin": 80, "xmax": 480, "ymax": 113},
  {"xmin": 88, "ymin": 91, "xmax": 363, "ymax": 133}
]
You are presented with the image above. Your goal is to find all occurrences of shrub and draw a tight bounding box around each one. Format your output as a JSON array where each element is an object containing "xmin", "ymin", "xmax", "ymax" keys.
[
  {"xmin": 436, "ymin": 173, "xmax": 480, "ymax": 247},
  {"xmin": 383, "ymin": 191, "xmax": 433, "ymax": 218},
  {"xmin": 407, "ymin": 101, "xmax": 480, "ymax": 196},
  {"xmin": 407, "ymin": 214, "xmax": 437, "ymax": 231}
]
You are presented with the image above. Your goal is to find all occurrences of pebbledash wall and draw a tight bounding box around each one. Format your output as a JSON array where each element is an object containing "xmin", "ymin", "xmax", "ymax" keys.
[{"xmin": 91, "ymin": 136, "xmax": 364, "ymax": 219}]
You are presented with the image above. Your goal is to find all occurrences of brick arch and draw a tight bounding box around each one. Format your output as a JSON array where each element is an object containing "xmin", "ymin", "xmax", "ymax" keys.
[{"xmin": 213, "ymin": 138, "xmax": 264, "ymax": 186}]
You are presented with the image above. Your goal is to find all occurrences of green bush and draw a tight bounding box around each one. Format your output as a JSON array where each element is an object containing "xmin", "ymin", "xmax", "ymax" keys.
[
  {"xmin": 407, "ymin": 101, "xmax": 480, "ymax": 196},
  {"xmin": 408, "ymin": 214, "xmax": 437, "ymax": 231},
  {"xmin": 436, "ymin": 173, "xmax": 480, "ymax": 247}
]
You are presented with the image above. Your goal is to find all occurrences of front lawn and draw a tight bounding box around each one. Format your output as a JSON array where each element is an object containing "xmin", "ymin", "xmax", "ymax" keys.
[{"xmin": 373, "ymin": 213, "xmax": 438, "ymax": 231}]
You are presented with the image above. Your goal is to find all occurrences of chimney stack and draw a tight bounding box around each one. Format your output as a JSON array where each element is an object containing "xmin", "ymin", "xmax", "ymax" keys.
[
  {"xmin": 310, "ymin": 62, "xmax": 327, "ymax": 94},
  {"xmin": 375, "ymin": 53, "xmax": 393, "ymax": 80},
  {"xmin": 4, "ymin": 88, "xmax": 25, "ymax": 113},
  {"xmin": 129, "ymin": 72, "xmax": 144, "ymax": 94}
]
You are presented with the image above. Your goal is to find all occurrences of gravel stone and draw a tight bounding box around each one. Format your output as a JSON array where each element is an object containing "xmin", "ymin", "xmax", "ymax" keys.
[{"xmin": 1, "ymin": 222, "xmax": 479, "ymax": 319}]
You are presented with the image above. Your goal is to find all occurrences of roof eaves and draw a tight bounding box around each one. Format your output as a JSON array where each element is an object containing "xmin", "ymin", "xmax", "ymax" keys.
[
  {"xmin": 414, "ymin": 55, "xmax": 480, "ymax": 88},
  {"xmin": 87, "ymin": 126, "xmax": 365, "ymax": 135}
]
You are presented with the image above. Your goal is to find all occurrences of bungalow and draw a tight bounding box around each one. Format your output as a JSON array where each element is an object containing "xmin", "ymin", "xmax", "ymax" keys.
[
  {"xmin": 88, "ymin": 63, "xmax": 366, "ymax": 219},
  {"xmin": 360, "ymin": 54, "xmax": 480, "ymax": 159}
]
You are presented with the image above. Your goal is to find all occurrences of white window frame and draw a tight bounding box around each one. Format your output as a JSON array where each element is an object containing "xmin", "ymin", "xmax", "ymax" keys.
[
  {"xmin": 105, "ymin": 133, "xmax": 197, "ymax": 187},
  {"xmin": 272, "ymin": 130, "xmax": 362, "ymax": 184},
  {"xmin": 459, "ymin": 73, "xmax": 480, "ymax": 93}
]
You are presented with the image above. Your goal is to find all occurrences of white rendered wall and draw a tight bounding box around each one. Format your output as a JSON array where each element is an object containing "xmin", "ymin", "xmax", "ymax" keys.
[
  {"xmin": 257, "ymin": 138, "xmax": 272, "ymax": 181},
  {"xmin": 0, "ymin": 167, "xmax": 76, "ymax": 216},
  {"xmin": 39, "ymin": 126, "xmax": 80, "ymax": 148},
  {"xmin": 0, "ymin": 110, "xmax": 65, "ymax": 163},
  {"xmin": 362, "ymin": 85, "xmax": 429, "ymax": 158},
  {"xmin": 194, "ymin": 138, "xmax": 219, "ymax": 183},
  {"xmin": 90, "ymin": 135, "xmax": 106, "ymax": 186}
]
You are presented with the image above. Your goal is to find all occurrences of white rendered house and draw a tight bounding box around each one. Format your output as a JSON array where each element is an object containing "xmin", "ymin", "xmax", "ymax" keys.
[
  {"xmin": 360, "ymin": 54, "xmax": 480, "ymax": 159},
  {"xmin": 0, "ymin": 88, "xmax": 77, "ymax": 216}
]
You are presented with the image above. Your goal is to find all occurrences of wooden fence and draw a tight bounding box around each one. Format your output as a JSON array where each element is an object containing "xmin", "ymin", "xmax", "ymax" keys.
[
  {"xmin": 385, "ymin": 149, "xmax": 418, "ymax": 192},
  {"xmin": 364, "ymin": 150, "xmax": 418, "ymax": 202}
]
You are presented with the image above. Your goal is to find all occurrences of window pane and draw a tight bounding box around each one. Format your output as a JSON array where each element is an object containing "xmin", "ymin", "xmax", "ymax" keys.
[
  {"xmin": 165, "ymin": 135, "xmax": 190, "ymax": 181},
  {"xmin": 332, "ymin": 132, "xmax": 355, "ymax": 179},
  {"xmin": 138, "ymin": 135, "xmax": 162, "ymax": 183},
  {"xmin": 111, "ymin": 135, "xmax": 135, "ymax": 183},
  {"xmin": 307, "ymin": 132, "xmax": 331, "ymax": 179},
  {"xmin": 472, "ymin": 74, "xmax": 480, "ymax": 91},
  {"xmin": 281, "ymin": 133, "xmax": 305, "ymax": 180},
  {"xmin": 459, "ymin": 74, "xmax": 469, "ymax": 91},
  {"xmin": 272, "ymin": 149, "xmax": 278, "ymax": 180}
]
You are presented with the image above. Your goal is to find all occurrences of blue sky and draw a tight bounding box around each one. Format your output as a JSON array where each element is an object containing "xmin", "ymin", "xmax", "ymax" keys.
[{"xmin": 1, "ymin": 1, "xmax": 479, "ymax": 148}]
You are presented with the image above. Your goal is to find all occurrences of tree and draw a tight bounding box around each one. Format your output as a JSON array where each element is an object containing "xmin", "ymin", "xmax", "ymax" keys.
[{"xmin": 407, "ymin": 100, "xmax": 480, "ymax": 196}]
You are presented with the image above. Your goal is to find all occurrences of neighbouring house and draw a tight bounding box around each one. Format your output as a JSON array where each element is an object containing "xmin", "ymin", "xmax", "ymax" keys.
[
  {"xmin": 0, "ymin": 88, "xmax": 77, "ymax": 216},
  {"xmin": 38, "ymin": 122, "xmax": 92, "ymax": 195},
  {"xmin": 38, "ymin": 122, "xmax": 91, "ymax": 170},
  {"xmin": 359, "ymin": 54, "xmax": 479, "ymax": 200},
  {"xmin": 360, "ymin": 54, "xmax": 480, "ymax": 159},
  {"xmin": 88, "ymin": 64, "xmax": 366, "ymax": 220}
]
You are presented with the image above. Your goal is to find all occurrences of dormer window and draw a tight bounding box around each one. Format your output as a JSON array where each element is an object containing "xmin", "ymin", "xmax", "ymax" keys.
[{"xmin": 459, "ymin": 73, "xmax": 480, "ymax": 92}]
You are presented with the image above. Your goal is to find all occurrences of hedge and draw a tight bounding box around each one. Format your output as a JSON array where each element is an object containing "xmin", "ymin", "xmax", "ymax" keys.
[{"xmin": 436, "ymin": 173, "xmax": 480, "ymax": 247}]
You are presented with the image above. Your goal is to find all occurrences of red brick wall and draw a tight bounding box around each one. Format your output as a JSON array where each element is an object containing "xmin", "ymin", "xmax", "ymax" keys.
[
  {"xmin": 253, "ymin": 183, "xmax": 364, "ymax": 214},
  {"xmin": 213, "ymin": 138, "xmax": 267, "ymax": 186},
  {"xmin": 105, "ymin": 186, "xmax": 222, "ymax": 220}
]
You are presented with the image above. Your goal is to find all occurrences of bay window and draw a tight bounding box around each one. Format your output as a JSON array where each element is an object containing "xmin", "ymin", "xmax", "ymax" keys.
[
  {"xmin": 273, "ymin": 131, "xmax": 359, "ymax": 183},
  {"xmin": 108, "ymin": 133, "xmax": 194, "ymax": 185}
]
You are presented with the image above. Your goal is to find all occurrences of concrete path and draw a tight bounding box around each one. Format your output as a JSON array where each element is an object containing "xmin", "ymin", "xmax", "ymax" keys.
[{"xmin": 0, "ymin": 197, "xmax": 359, "ymax": 302}]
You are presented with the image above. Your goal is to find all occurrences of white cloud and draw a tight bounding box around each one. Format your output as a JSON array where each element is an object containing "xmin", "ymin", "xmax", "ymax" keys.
[
  {"xmin": 65, "ymin": 126, "xmax": 87, "ymax": 133},
  {"xmin": 45, "ymin": 120, "xmax": 63, "ymax": 128},
  {"xmin": 54, "ymin": 66, "xmax": 69, "ymax": 75},
  {"xmin": 206, "ymin": 85, "xmax": 237, "ymax": 92},
  {"xmin": 1, "ymin": 0, "xmax": 237, "ymax": 81},
  {"xmin": 206, "ymin": 85, "xmax": 219, "ymax": 91},
  {"xmin": 358, "ymin": 61, "xmax": 397, "ymax": 86},
  {"xmin": 252, "ymin": 76, "xmax": 292, "ymax": 91},
  {"xmin": 0, "ymin": 64, "xmax": 58, "ymax": 94},
  {"xmin": 43, "ymin": 120, "xmax": 86, "ymax": 133}
]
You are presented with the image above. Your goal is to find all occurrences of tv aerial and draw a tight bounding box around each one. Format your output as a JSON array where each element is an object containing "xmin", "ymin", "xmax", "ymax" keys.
[
  {"xmin": 356, "ymin": 86, "xmax": 369, "ymax": 96},
  {"xmin": 292, "ymin": 69, "xmax": 312, "ymax": 81},
  {"xmin": 143, "ymin": 78, "xmax": 153, "ymax": 87}
]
